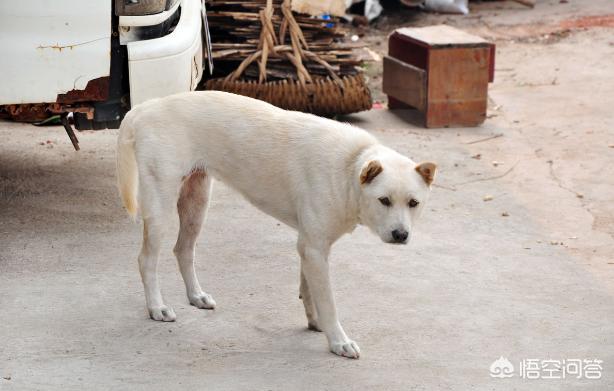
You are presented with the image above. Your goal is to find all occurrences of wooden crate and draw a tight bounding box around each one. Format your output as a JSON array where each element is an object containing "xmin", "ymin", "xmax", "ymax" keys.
[{"xmin": 383, "ymin": 25, "xmax": 495, "ymax": 128}]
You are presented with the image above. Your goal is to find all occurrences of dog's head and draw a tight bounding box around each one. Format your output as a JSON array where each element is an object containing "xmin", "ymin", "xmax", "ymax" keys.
[{"xmin": 357, "ymin": 153, "xmax": 436, "ymax": 245}]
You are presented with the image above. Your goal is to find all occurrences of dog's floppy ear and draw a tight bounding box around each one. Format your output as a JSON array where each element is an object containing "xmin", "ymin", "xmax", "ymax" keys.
[
  {"xmin": 415, "ymin": 162, "xmax": 437, "ymax": 186},
  {"xmin": 360, "ymin": 160, "xmax": 383, "ymax": 185}
]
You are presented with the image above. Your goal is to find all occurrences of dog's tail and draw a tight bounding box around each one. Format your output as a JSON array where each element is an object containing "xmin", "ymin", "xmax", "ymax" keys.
[{"xmin": 116, "ymin": 114, "xmax": 138, "ymax": 219}]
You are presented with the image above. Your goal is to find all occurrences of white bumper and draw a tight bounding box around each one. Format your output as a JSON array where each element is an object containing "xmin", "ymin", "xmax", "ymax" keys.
[{"xmin": 126, "ymin": 0, "xmax": 203, "ymax": 106}]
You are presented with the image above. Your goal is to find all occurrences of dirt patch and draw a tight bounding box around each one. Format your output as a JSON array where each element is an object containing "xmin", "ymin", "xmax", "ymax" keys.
[
  {"xmin": 468, "ymin": 14, "xmax": 614, "ymax": 43},
  {"xmin": 560, "ymin": 14, "xmax": 614, "ymax": 29}
]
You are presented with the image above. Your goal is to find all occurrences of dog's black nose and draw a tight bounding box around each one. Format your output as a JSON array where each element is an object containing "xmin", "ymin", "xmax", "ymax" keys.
[{"xmin": 391, "ymin": 229, "xmax": 408, "ymax": 243}]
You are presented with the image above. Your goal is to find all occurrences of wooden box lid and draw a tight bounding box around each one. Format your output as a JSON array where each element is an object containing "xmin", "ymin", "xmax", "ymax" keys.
[{"xmin": 393, "ymin": 25, "xmax": 489, "ymax": 47}]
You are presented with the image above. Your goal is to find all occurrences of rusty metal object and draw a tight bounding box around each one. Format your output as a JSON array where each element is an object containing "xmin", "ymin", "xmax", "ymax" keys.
[
  {"xmin": 1, "ymin": 104, "xmax": 49, "ymax": 122},
  {"xmin": 0, "ymin": 103, "xmax": 94, "ymax": 122},
  {"xmin": 56, "ymin": 76, "xmax": 110, "ymax": 104},
  {"xmin": 0, "ymin": 75, "xmax": 105, "ymax": 122},
  {"xmin": 61, "ymin": 113, "xmax": 80, "ymax": 151},
  {"xmin": 70, "ymin": 106, "xmax": 95, "ymax": 119}
]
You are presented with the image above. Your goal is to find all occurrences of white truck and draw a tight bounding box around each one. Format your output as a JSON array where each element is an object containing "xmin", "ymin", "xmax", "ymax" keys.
[{"xmin": 0, "ymin": 0, "xmax": 205, "ymax": 148}]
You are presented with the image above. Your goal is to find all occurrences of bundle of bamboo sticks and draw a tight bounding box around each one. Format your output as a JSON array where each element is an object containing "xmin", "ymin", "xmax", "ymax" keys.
[{"xmin": 205, "ymin": 0, "xmax": 365, "ymax": 81}]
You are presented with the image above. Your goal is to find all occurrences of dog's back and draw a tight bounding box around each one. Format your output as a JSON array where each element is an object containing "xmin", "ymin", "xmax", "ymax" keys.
[{"xmin": 118, "ymin": 91, "xmax": 377, "ymax": 224}]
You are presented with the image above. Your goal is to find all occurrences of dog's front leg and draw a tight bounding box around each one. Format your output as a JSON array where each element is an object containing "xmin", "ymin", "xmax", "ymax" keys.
[{"xmin": 298, "ymin": 238, "xmax": 360, "ymax": 359}]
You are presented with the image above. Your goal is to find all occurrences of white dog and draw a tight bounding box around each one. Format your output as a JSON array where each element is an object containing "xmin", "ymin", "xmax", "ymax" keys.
[{"xmin": 116, "ymin": 91, "xmax": 436, "ymax": 358}]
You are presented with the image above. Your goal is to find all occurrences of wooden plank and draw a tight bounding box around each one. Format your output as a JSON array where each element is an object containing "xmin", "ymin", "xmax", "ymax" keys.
[
  {"xmin": 395, "ymin": 25, "xmax": 488, "ymax": 47},
  {"xmin": 382, "ymin": 55, "xmax": 427, "ymax": 111},
  {"xmin": 426, "ymin": 47, "xmax": 490, "ymax": 127},
  {"xmin": 389, "ymin": 31, "xmax": 428, "ymax": 70}
]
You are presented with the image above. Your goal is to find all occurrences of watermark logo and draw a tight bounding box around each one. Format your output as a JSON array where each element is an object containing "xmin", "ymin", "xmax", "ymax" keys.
[
  {"xmin": 489, "ymin": 357, "xmax": 603, "ymax": 380},
  {"xmin": 490, "ymin": 356, "xmax": 515, "ymax": 378}
]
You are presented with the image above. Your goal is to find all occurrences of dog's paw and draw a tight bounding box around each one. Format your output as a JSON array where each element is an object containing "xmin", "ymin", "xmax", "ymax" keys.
[
  {"xmin": 307, "ymin": 320, "xmax": 322, "ymax": 332},
  {"xmin": 189, "ymin": 292, "xmax": 216, "ymax": 310},
  {"xmin": 148, "ymin": 305, "xmax": 176, "ymax": 322},
  {"xmin": 330, "ymin": 340, "xmax": 361, "ymax": 359}
]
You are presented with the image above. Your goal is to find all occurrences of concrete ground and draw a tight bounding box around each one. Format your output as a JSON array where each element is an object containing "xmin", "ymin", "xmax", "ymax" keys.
[{"xmin": 1, "ymin": 3, "xmax": 613, "ymax": 390}]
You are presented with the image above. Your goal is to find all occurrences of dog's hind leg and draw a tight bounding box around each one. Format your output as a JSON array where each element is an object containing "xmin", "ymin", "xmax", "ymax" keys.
[
  {"xmin": 139, "ymin": 216, "xmax": 176, "ymax": 322},
  {"xmin": 138, "ymin": 168, "xmax": 180, "ymax": 322},
  {"xmin": 174, "ymin": 170, "xmax": 216, "ymax": 310},
  {"xmin": 300, "ymin": 269, "xmax": 321, "ymax": 332}
]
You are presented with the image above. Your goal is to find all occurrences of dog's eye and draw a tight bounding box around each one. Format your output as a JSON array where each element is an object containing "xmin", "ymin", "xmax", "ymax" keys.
[
  {"xmin": 378, "ymin": 197, "xmax": 392, "ymax": 207},
  {"xmin": 408, "ymin": 199, "xmax": 419, "ymax": 208}
]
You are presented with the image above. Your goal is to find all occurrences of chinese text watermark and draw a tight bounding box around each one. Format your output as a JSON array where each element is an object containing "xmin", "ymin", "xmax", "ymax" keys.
[{"xmin": 490, "ymin": 356, "xmax": 603, "ymax": 380}]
